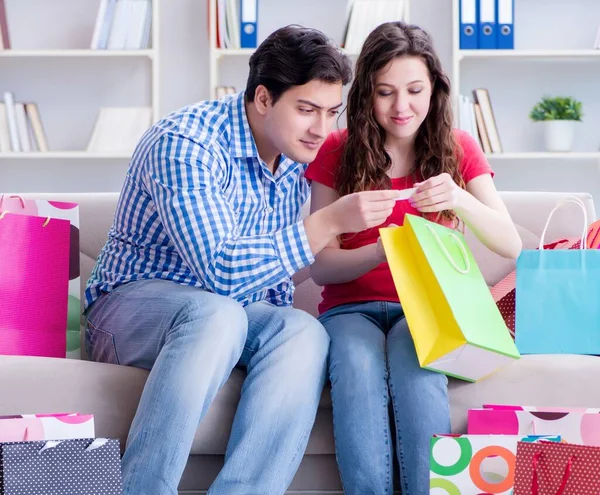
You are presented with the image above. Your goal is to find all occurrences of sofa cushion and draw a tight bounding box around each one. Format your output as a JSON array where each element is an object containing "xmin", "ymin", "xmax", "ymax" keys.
[{"xmin": 4, "ymin": 354, "xmax": 600, "ymax": 458}]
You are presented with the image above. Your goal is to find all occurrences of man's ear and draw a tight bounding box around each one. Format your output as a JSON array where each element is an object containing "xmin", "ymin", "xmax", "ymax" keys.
[{"xmin": 253, "ymin": 85, "xmax": 272, "ymax": 116}]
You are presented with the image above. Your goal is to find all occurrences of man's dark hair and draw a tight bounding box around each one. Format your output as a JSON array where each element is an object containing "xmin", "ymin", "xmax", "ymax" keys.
[{"xmin": 245, "ymin": 25, "xmax": 352, "ymax": 104}]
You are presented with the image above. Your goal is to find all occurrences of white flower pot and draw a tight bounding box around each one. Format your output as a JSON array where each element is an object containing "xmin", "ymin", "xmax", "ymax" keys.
[{"xmin": 543, "ymin": 120, "xmax": 577, "ymax": 152}]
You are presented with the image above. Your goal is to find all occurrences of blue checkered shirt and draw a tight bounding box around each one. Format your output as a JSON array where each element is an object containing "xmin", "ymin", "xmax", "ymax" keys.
[{"xmin": 85, "ymin": 92, "xmax": 314, "ymax": 309}]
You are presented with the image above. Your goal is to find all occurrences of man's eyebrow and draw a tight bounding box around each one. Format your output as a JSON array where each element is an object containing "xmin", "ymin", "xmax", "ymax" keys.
[{"xmin": 297, "ymin": 99, "xmax": 343, "ymax": 110}]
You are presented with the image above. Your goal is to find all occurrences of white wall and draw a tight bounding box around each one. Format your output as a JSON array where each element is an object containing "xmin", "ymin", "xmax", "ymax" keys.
[{"xmin": 2, "ymin": 0, "xmax": 599, "ymax": 211}]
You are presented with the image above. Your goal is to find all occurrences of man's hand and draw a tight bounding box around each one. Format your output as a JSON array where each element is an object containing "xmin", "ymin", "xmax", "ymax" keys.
[
  {"xmin": 304, "ymin": 190, "xmax": 400, "ymax": 257},
  {"xmin": 326, "ymin": 190, "xmax": 400, "ymax": 234}
]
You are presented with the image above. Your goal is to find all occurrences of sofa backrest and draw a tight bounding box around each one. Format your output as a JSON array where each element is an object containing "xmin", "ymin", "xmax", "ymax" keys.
[{"xmin": 15, "ymin": 191, "xmax": 596, "ymax": 319}]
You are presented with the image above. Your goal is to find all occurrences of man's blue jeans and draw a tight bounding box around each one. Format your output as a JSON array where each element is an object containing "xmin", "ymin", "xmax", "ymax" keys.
[
  {"xmin": 319, "ymin": 301, "xmax": 450, "ymax": 495},
  {"xmin": 85, "ymin": 279, "xmax": 329, "ymax": 494}
]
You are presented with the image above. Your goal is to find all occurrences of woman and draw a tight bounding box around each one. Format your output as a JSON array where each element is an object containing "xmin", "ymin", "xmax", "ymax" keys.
[{"xmin": 305, "ymin": 21, "xmax": 522, "ymax": 494}]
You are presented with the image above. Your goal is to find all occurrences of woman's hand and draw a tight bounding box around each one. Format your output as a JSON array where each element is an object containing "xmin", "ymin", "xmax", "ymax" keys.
[{"xmin": 410, "ymin": 173, "xmax": 467, "ymax": 213}]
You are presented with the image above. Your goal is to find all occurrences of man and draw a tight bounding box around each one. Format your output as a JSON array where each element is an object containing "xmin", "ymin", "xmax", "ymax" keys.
[{"xmin": 85, "ymin": 25, "xmax": 399, "ymax": 494}]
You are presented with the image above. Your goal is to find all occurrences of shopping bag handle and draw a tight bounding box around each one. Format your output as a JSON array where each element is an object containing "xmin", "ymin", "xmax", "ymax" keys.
[
  {"xmin": 532, "ymin": 451, "xmax": 575, "ymax": 495},
  {"xmin": 425, "ymin": 224, "xmax": 470, "ymax": 274},
  {"xmin": 37, "ymin": 438, "xmax": 110, "ymax": 454},
  {"xmin": 0, "ymin": 194, "xmax": 25, "ymax": 211},
  {"xmin": 0, "ymin": 210, "xmax": 52, "ymax": 227},
  {"xmin": 539, "ymin": 197, "xmax": 588, "ymax": 250}
]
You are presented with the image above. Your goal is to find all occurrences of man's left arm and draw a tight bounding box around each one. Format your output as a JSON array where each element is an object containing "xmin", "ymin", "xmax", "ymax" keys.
[{"xmin": 145, "ymin": 132, "xmax": 314, "ymax": 301}]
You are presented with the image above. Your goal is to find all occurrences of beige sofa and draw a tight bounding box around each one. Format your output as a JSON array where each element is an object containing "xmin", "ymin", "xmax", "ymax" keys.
[{"xmin": 1, "ymin": 191, "xmax": 600, "ymax": 494}]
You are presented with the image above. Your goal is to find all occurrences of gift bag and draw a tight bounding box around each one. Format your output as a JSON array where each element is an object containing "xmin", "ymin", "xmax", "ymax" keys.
[
  {"xmin": 0, "ymin": 438, "xmax": 121, "ymax": 494},
  {"xmin": 514, "ymin": 440, "xmax": 600, "ymax": 494},
  {"xmin": 380, "ymin": 214, "xmax": 520, "ymax": 382},
  {"xmin": 0, "ymin": 196, "xmax": 80, "ymax": 358},
  {"xmin": 468, "ymin": 404, "xmax": 600, "ymax": 446},
  {"xmin": 516, "ymin": 197, "xmax": 600, "ymax": 355},
  {"xmin": 0, "ymin": 414, "xmax": 94, "ymax": 442},
  {"xmin": 430, "ymin": 434, "xmax": 560, "ymax": 494},
  {"xmin": 0, "ymin": 211, "xmax": 70, "ymax": 358}
]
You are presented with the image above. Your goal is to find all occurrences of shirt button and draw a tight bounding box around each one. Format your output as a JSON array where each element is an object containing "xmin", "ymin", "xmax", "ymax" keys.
[{"xmin": 265, "ymin": 206, "xmax": 273, "ymax": 213}]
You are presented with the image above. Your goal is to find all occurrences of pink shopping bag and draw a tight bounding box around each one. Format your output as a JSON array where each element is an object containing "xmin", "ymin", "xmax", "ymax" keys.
[
  {"xmin": 468, "ymin": 404, "xmax": 600, "ymax": 446},
  {"xmin": 0, "ymin": 413, "xmax": 95, "ymax": 442},
  {"xmin": 0, "ymin": 195, "xmax": 81, "ymax": 358},
  {"xmin": 0, "ymin": 211, "xmax": 70, "ymax": 357}
]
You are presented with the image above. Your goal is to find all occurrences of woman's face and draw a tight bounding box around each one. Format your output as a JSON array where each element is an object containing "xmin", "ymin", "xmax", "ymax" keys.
[{"xmin": 372, "ymin": 56, "xmax": 433, "ymax": 144}]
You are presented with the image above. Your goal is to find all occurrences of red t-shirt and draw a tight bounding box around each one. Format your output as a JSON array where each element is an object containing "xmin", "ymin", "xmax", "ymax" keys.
[{"xmin": 304, "ymin": 128, "xmax": 494, "ymax": 314}]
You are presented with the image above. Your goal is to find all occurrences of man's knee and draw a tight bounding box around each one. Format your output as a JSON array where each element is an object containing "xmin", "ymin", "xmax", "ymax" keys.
[
  {"xmin": 175, "ymin": 289, "xmax": 248, "ymax": 350},
  {"xmin": 284, "ymin": 308, "xmax": 330, "ymax": 365}
]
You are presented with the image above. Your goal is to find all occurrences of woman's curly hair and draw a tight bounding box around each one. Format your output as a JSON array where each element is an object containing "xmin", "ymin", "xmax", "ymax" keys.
[{"xmin": 335, "ymin": 21, "xmax": 464, "ymax": 225}]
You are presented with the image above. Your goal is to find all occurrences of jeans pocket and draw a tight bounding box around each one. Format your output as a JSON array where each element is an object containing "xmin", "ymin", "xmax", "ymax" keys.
[{"xmin": 86, "ymin": 323, "xmax": 120, "ymax": 365}]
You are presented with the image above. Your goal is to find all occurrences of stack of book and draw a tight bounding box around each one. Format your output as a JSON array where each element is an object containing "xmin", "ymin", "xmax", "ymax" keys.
[
  {"xmin": 87, "ymin": 107, "xmax": 152, "ymax": 153},
  {"xmin": 458, "ymin": 0, "xmax": 514, "ymax": 50},
  {"xmin": 458, "ymin": 89, "xmax": 503, "ymax": 154},
  {"xmin": 91, "ymin": 0, "xmax": 152, "ymax": 50},
  {"xmin": 0, "ymin": 92, "xmax": 49, "ymax": 153},
  {"xmin": 343, "ymin": 0, "xmax": 407, "ymax": 54},
  {"xmin": 213, "ymin": 0, "xmax": 258, "ymax": 49}
]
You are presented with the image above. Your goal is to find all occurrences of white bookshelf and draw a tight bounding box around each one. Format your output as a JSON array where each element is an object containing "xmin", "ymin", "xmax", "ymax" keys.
[
  {"xmin": 451, "ymin": 0, "xmax": 600, "ymax": 164},
  {"xmin": 0, "ymin": 0, "xmax": 160, "ymax": 163},
  {"xmin": 0, "ymin": 49, "xmax": 155, "ymax": 58},
  {"xmin": 207, "ymin": 0, "xmax": 409, "ymax": 100},
  {"xmin": 459, "ymin": 49, "xmax": 600, "ymax": 61},
  {"xmin": 0, "ymin": 151, "xmax": 133, "ymax": 159},
  {"xmin": 486, "ymin": 152, "xmax": 600, "ymax": 160}
]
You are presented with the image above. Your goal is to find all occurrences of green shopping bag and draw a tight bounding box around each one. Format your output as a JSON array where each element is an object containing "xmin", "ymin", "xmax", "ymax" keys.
[{"xmin": 380, "ymin": 214, "xmax": 520, "ymax": 382}]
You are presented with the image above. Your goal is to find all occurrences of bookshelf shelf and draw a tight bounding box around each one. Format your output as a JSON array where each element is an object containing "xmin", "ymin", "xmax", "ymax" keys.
[
  {"xmin": 451, "ymin": 0, "xmax": 600, "ymax": 190},
  {"xmin": 486, "ymin": 152, "xmax": 600, "ymax": 160},
  {"xmin": 207, "ymin": 0, "xmax": 407, "ymax": 98},
  {"xmin": 459, "ymin": 49, "xmax": 600, "ymax": 61},
  {"xmin": 214, "ymin": 48, "xmax": 360, "ymax": 60},
  {"xmin": 0, "ymin": 49, "xmax": 155, "ymax": 58},
  {"xmin": 0, "ymin": 151, "xmax": 132, "ymax": 159},
  {"xmin": 0, "ymin": 0, "xmax": 160, "ymax": 178},
  {"xmin": 214, "ymin": 48, "xmax": 254, "ymax": 59}
]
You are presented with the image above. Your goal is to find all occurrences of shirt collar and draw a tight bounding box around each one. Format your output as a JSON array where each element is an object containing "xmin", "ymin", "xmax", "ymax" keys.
[
  {"xmin": 229, "ymin": 91, "xmax": 260, "ymax": 159},
  {"xmin": 228, "ymin": 91, "xmax": 303, "ymax": 177}
]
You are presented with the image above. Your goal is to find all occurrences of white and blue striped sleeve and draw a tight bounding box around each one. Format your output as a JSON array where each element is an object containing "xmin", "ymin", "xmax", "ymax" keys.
[{"xmin": 145, "ymin": 132, "xmax": 314, "ymax": 300}]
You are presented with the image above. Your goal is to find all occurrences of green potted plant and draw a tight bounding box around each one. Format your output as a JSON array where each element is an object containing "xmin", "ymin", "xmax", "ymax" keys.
[{"xmin": 529, "ymin": 96, "xmax": 583, "ymax": 152}]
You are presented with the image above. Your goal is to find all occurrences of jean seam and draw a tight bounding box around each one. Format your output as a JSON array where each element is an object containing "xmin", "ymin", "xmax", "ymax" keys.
[
  {"xmin": 329, "ymin": 376, "xmax": 350, "ymax": 493},
  {"xmin": 380, "ymin": 301, "xmax": 390, "ymax": 333},
  {"xmin": 388, "ymin": 378, "xmax": 410, "ymax": 495},
  {"xmin": 383, "ymin": 360, "xmax": 392, "ymax": 494}
]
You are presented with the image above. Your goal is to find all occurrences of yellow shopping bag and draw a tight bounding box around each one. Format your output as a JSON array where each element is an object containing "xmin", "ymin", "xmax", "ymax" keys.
[{"xmin": 380, "ymin": 214, "xmax": 519, "ymax": 382}]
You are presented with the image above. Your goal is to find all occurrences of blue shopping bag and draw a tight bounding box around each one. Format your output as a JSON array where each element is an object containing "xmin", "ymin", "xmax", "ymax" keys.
[{"xmin": 516, "ymin": 197, "xmax": 600, "ymax": 354}]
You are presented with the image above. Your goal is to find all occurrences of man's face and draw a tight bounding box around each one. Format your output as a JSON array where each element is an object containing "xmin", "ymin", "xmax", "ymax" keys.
[{"xmin": 263, "ymin": 80, "xmax": 343, "ymax": 164}]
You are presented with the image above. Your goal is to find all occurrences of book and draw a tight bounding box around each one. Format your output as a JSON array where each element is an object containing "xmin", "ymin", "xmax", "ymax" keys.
[
  {"xmin": 3, "ymin": 92, "xmax": 20, "ymax": 152},
  {"xmin": 0, "ymin": 103, "xmax": 10, "ymax": 151},
  {"xmin": 25, "ymin": 103, "xmax": 49, "ymax": 152},
  {"xmin": 87, "ymin": 107, "xmax": 152, "ymax": 153},
  {"xmin": 14, "ymin": 103, "xmax": 32, "ymax": 152},
  {"xmin": 472, "ymin": 88, "xmax": 503, "ymax": 153},
  {"xmin": 0, "ymin": 0, "xmax": 10, "ymax": 50}
]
